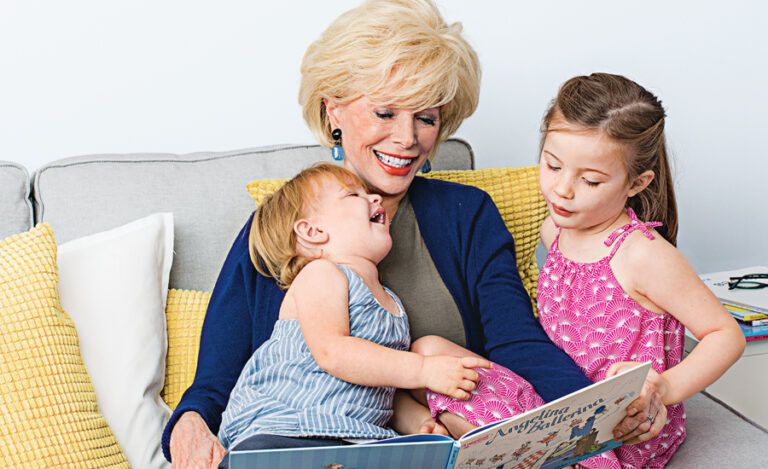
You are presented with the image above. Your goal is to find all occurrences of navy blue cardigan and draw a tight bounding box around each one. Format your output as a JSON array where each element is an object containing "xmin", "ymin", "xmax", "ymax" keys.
[{"xmin": 162, "ymin": 177, "xmax": 592, "ymax": 460}]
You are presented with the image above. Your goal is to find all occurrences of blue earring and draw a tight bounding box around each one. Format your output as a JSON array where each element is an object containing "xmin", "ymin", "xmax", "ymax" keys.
[
  {"xmin": 331, "ymin": 128, "xmax": 344, "ymax": 161},
  {"xmin": 421, "ymin": 159, "xmax": 432, "ymax": 173}
]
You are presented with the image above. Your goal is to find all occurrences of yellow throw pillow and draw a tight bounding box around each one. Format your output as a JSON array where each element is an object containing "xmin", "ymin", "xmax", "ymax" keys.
[
  {"xmin": 0, "ymin": 224, "xmax": 128, "ymax": 468},
  {"xmin": 162, "ymin": 289, "xmax": 210, "ymax": 410},
  {"xmin": 246, "ymin": 167, "xmax": 546, "ymax": 312}
]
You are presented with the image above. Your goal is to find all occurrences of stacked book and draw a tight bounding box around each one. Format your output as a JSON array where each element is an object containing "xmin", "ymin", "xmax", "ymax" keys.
[{"xmin": 701, "ymin": 266, "xmax": 768, "ymax": 342}]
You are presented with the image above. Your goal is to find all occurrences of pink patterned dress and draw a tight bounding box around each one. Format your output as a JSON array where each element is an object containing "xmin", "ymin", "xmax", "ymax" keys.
[
  {"xmin": 426, "ymin": 363, "xmax": 545, "ymax": 427},
  {"xmin": 537, "ymin": 208, "xmax": 686, "ymax": 468}
]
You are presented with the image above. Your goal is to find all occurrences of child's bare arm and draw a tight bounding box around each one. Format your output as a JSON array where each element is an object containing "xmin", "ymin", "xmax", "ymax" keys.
[
  {"xmin": 624, "ymin": 240, "xmax": 745, "ymax": 405},
  {"xmin": 291, "ymin": 260, "xmax": 491, "ymax": 399}
]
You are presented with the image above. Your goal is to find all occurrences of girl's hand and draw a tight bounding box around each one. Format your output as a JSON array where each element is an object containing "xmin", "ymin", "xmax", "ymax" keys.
[
  {"xmin": 170, "ymin": 411, "xmax": 227, "ymax": 469},
  {"xmin": 421, "ymin": 355, "xmax": 492, "ymax": 400},
  {"xmin": 418, "ymin": 417, "xmax": 451, "ymax": 437},
  {"xmin": 607, "ymin": 362, "xmax": 669, "ymax": 444}
]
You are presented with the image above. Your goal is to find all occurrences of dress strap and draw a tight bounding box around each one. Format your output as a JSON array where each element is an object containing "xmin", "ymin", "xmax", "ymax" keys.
[
  {"xmin": 336, "ymin": 263, "xmax": 357, "ymax": 285},
  {"xmin": 604, "ymin": 208, "xmax": 663, "ymax": 259},
  {"xmin": 550, "ymin": 226, "xmax": 562, "ymax": 252}
]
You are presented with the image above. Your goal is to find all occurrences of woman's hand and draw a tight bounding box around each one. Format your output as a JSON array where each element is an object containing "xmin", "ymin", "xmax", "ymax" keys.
[
  {"xmin": 421, "ymin": 355, "xmax": 492, "ymax": 400},
  {"xmin": 170, "ymin": 411, "xmax": 227, "ymax": 469},
  {"xmin": 607, "ymin": 362, "xmax": 669, "ymax": 444}
]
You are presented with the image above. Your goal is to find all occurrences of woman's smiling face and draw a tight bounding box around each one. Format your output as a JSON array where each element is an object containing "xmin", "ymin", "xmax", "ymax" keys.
[{"xmin": 325, "ymin": 96, "xmax": 441, "ymax": 201}]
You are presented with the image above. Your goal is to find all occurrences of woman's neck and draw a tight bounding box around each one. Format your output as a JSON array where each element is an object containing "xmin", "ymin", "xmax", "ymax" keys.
[{"xmin": 382, "ymin": 191, "xmax": 407, "ymax": 221}]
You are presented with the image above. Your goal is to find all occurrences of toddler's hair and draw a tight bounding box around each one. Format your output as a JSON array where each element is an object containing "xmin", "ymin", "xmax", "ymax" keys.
[
  {"xmin": 541, "ymin": 73, "xmax": 678, "ymax": 245},
  {"xmin": 249, "ymin": 163, "xmax": 366, "ymax": 289}
]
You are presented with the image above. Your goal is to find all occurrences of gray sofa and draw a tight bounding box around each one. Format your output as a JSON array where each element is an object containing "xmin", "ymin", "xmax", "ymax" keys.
[{"xmin": 2, "ymin": 140, "xmax": 766, "ymax": 468}]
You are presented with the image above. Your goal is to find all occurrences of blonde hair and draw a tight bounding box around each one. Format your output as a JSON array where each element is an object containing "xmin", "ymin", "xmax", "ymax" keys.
[
  {"xmin": 299, "ymin": 0, "xmax": 480, "ymax": 158},
  {"xmin": 540, "ymin": 73, "xmax": 678, "ymax": 245},
  {"xmin": 249, "ymin": 163, "xmax": 366, "ymax": 289}
]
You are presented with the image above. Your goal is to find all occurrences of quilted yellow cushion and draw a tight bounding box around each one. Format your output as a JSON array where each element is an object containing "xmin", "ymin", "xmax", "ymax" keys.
[
  {"xmin": 0, "ymin": 224, "xmax": 128, "ymax": 468},
  {"xmin": 162, "ymin": 289, "xmax": 210, "ymax": 410},
  {"xmin": 246, "ymin": 167, "xmax": 547, "ymax": 312}
]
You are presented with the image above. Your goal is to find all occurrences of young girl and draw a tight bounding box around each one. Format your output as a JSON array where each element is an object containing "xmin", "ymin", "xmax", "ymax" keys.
[
  {"xmin": 536, "ymin": 73, "xmax": 745, "ymax": 468},
  {"xmin": 217, "ymin": 163, "xmax": 542, "ymax": 454}
]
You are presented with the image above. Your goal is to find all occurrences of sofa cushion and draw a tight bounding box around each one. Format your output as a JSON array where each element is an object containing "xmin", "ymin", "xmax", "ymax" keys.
[
  {"xmin": 0, "ymin": 224, "xmax": 128, "ymax": 467},
  {"xmin": 0, "ymin": 161, "xmax": 33, "ymax": 239},
  {"xmin": 666, "ymin": 392, "xmax": 768, "ymax": 467},
  {"xmin": 32, "ymin": 140, "xmax": 473, "ymax": 291}
]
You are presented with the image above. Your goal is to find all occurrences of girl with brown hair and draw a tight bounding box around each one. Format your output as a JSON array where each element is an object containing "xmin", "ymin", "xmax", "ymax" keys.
[{"xmin": 537, "ymin": 73, "xmax": 745, "ymax": 468}]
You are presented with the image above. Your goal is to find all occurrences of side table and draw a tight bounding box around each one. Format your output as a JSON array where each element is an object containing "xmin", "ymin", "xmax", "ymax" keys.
[{"xmin": 685, "ymin": 330, "xmax": 768, "ymax": 431}]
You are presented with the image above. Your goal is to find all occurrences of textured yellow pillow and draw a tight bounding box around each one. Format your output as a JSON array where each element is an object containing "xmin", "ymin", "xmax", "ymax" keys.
[
  {"xmin": 246, "ymin": 167, "xmax": 547, "ymax": 311},
  {"xmin": 162, "ymin": 289, "xmax": 210, "ymax": 410},
  {"xmin": 0, "ymin": 224, "xmax": 128, "ymax": 468}
]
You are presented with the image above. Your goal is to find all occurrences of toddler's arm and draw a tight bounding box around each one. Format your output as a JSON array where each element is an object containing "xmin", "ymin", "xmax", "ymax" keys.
[{"xmin": 289, "ymin": 260, "xmax": 491, "ymax": 399}]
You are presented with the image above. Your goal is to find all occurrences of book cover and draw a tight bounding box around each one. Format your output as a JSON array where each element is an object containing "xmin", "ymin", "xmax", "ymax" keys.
[
  {"xmin": 228, "ymin": 363, "xmax": 650, "ymax": 469},
  {"xmin": 700, "ymin": 266, "xmax": 768, "ymax": 314},
  {"xmin": 738, "ymin": 322, "xmax": 768, "ymax": 338},
  {"xmin": 736, "ymin": 317, "xmax": 768, "ymax": 327},
  {"xmin": 746, "ymin": 335, "xmax": 768, "ymax": 343},
  {"xmin": 724, "ymin": 304, "xmax": 768, "ymax": 322}
]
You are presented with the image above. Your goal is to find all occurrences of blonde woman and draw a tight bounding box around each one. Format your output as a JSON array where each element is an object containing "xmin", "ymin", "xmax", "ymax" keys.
[{"xmin": 164, "ymin": 1, "xmax": 662, "ymax": 467}]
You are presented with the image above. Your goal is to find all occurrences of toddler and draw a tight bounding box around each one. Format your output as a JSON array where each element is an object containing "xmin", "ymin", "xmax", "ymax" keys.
[{"xmin": 218, "ymin": 163, "xmax": 542, "ymax": 455}]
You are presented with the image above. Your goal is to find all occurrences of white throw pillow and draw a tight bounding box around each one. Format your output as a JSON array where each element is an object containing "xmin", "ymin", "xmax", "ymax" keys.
[{"xmin": 58, "ymin": 213, "xmax": 174, "ymax": 469}]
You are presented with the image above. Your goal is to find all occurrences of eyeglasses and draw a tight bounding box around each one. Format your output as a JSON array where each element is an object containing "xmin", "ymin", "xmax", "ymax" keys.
[{"xmin": 728, "ymin": 273, "xmax": 768, "ymax": 290}]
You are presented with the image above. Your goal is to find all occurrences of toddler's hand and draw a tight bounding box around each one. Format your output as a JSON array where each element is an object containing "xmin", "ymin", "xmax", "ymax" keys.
[{"xmin": 421, "ymin": 355, "xmax": 492, "ymax": 400}]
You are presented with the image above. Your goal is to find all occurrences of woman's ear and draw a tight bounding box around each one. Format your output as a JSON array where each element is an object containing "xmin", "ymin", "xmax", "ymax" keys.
[
  {"xmin": 294, "ymin": 218, "xmax": 328, "ymax": 258},
  {"xmin": 324, "ymin": 98, "xmax": 342, "ymax": 129},
  {"xmin": 628, "ymin": 170, "xmax": 655, "ymax": 197}
]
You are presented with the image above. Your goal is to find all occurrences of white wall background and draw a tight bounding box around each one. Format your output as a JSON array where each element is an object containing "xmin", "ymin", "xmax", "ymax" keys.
[{"xmin": 1, "ymin": 0, "xmax": 766, "ymax": 272}]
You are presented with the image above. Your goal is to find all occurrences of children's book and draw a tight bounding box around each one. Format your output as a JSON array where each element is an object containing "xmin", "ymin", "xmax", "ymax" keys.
[
  {"xmin": 724, "ymin": 304, "xmax": 768, "ymax": 322},
  {"xmin": 746, "ymin": 335, "xmax": 768, "ymax": 343},
  {"xmin": 701, "ymin": 266, "xmax": 768, "ymax": 314},
  {"xmin": 228, "ymin": 362, "xmax": 651, "ymax": 469},
  {"xmin": 735, "ymin": 316, "xmax": 768, "ymax": 327},
  {"xmin": 738, "ymin": 322, "xmax": 768, "ymax": 339}
]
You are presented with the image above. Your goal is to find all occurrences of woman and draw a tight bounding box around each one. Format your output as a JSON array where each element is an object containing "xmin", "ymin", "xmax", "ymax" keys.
[{"xmin": 164, "ymin": 1, "xmax": 663, "ymax": 466}]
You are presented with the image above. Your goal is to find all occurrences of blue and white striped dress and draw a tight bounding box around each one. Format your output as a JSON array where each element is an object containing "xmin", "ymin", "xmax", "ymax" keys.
[{"xmin": 218, "ymin": 264, "xmax": 410, "ymax": 450}]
